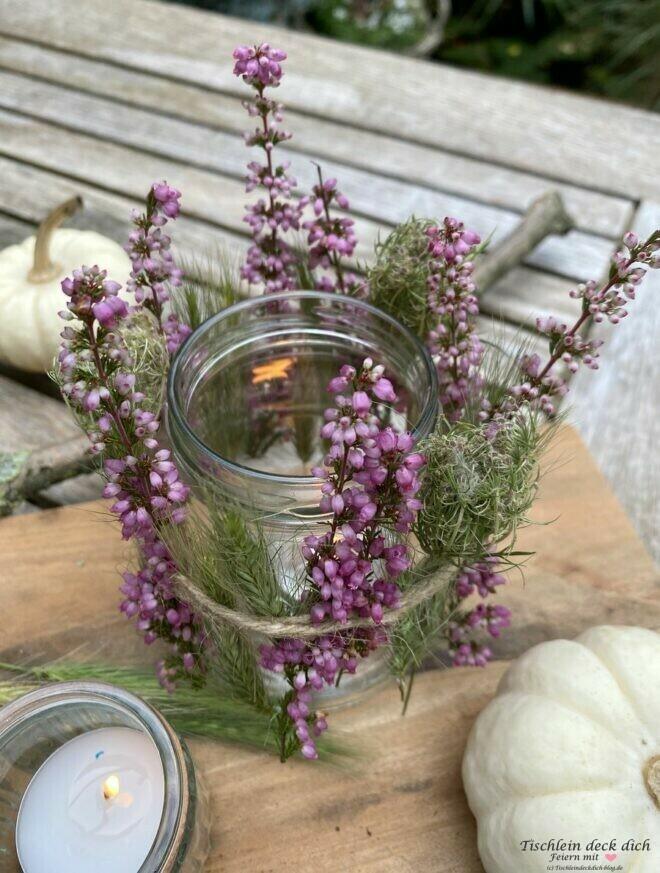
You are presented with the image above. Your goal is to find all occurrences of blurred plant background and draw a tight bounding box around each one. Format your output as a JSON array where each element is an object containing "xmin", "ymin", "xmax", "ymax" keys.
[{"xmin": 164, "ymin": 0, "xmax": 659, "ymax": 110}]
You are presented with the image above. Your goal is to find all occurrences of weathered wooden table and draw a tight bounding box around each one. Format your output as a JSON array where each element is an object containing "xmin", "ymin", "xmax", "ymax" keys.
[{"xmin": 0, "ymin": 3, "xmax": 658, "ymax": 870}]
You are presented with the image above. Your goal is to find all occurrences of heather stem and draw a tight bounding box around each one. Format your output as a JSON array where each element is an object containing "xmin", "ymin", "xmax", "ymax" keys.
[
  {"xmin": 401, "ymin": 667, "xmax": 416, "ymax": 716},
  {"xmin": 257, "ymin": 83, "xmax": 280, "ymax": 258},
  {"xmin": 315, "ymin": 164, "xmax": 347, "ymax": 294},
  {"xmin": 534, "ymin": 258, "xmax": 634, "ymax": 384},
  {"xmin": 84, "ymin": 320, "xmax": 134, "ymax": 453},
  {"xmin": 486, "ymin": 229, "xmax": 658, "ymax": 421}
]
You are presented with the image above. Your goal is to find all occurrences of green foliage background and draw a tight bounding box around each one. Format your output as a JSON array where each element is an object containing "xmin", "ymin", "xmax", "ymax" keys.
[{"xmin": 162, "ymin": 0, "xmax": 659, "ymax": 111}]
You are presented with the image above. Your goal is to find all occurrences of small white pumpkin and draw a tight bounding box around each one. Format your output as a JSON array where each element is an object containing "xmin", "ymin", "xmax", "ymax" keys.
[
  {"xmin": 0, "ymin": 197, "xmax": 131, "ymax": 372},
  {"xmin": 463, "ymin": 625, "xmax": 660, "ymax": 873}
]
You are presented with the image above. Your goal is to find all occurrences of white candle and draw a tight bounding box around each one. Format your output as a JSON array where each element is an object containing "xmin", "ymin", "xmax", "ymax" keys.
[{"xmin": 15, "ymin": 727, "xmax": 165, "ymax": 873}]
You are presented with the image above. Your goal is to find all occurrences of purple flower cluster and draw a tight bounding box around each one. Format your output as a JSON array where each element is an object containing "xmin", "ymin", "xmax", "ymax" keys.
[
  {"xmin": 425, "ymin": 219, "xmax": 484, "ymax": 421},
  {"xmin": 260, "ymin": 359, "xmax": 425, "ymax": 759},
  {"xmin": 125, "ymin": 182, "xmax": 191, "ymax": 354},
  {"xmin": 57, "ymin": 261, "xmax": 205, "ymax": 687},
  {"xmin": 482, "ymin": 228, "xmax": 660, "ymax": 420},
  {"xmin": 233, "ymin": 45, "xmax": 366, "ymax": 299},
  {"xmin": 103, "ymin": 446, "xmax": 188, "ymax": 539},
  {"xmin": 59, "ymin": 270, "xmax": 127, "ymax": 337},
  {"xmin": 233, "ymin": 44, "xmax": 302, "ymax": 294},
  {"xmin": 448, "ymin": 555, "xmax": 510, "ymax": 667},
  {"xmin": 261, "ymin": 627, "xmax": 384, "ymax": 760},
  {"xmin": 121, "ymin": 535, "xmax": 200, "ymax": 693},
  {"xmin": 303, "ymin": 170, "xmax": 363, "ymax": 295},
  {"xmin": 233, "ymin": 43, "xmax": 286, "ymax": 88}
]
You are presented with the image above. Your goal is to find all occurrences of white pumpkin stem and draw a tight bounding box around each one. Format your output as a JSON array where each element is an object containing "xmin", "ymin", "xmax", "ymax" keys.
[
  {"xmin": 28, "ymin": 196, "xmax": 83, "ymax": 283},
  {"xmin": 643, "ymin": 755, "xmax": 660, "ymax": 809}
]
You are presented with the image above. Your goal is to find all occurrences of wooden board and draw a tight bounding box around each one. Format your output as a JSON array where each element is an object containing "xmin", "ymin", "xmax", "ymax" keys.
[
  {"xmin": 0, "ymin": 35, "xmax": 633, "ymax": 238},
  {"xmin": 0, "ymin": 426, "xmax": 657, "ymax": 872},
  {"xmin": 0, "ymin": 154, "xmax": 245, "ymax": 260},
  {"xmin": 0, "ymin": 99, "xmax": 613, "ymax": 283},
  {"xmin": 0, "ymin": 375, "xmax": 103, "ymax": 510},
  {"xmin": 0, "ymin": 376, "xmax": 78, "ymax": 452},
  {"xmin": 1, "ymin": 0, "xmax": 658, "ymax": 201}
]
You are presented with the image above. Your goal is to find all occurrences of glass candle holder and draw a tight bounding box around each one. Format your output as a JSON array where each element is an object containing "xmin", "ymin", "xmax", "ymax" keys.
[
  {"xmin": 0, "ymin": 682, "xmax": 210, "ymax": 872},
  {"xmin": 166, "ymin": 291, "xmax": 439, "ymax": 701}
]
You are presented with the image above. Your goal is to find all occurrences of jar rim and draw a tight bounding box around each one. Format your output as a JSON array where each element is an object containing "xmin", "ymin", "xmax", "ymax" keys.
[{"xmin": 167, "ymin": 290, "xmax": 438, "ymax": 485}]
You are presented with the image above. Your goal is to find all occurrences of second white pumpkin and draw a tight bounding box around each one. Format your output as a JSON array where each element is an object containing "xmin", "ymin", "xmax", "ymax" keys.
[{"xmin": 463, "ymin": 625, "xmax": 660, "ymax": 873}]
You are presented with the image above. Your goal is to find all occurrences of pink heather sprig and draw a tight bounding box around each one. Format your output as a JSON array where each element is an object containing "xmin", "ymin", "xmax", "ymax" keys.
[
  {"xmin": 303, "ymin": 166, "xmax": 365, "ymax": 295},
  {"xmin": 233, "ymin": 44, "xmax": 302, "ymax": 294},
  {"xmin": 447, "ymin": 554, "xmax": 510, "ymax": 667},
  {"xmin": 260, "ymin": 359, "xmax": 425, "ymax": 759},
  {"xmin": 482, "ymin": 228, "xmax": 660, "ymax": 421},
  {"xmin": 125, "ymin": 182, "xmax": 191, "ymax": 354},
  {"xmin": 426, "ymin": 219, "xmax": 484, "ymax": 421},
  {"xmin": 57, "ymin": 265, "xmax": 205, "ymax": 689}
]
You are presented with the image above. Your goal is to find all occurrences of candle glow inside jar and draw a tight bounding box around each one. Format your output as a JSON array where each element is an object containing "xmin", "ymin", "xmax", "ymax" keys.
[{"xmin": 0, "ymin": 682, "xmax": 209, "ymax": 872}]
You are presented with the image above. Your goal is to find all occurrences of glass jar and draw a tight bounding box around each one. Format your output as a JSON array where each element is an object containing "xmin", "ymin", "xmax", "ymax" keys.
[
  {"xmin": 0, "ymin": 682, "xmax": 209, "ymax": 872},
  {"xmin": 166, "ymin": 291, "xmax": 438, "ymax": 701}
]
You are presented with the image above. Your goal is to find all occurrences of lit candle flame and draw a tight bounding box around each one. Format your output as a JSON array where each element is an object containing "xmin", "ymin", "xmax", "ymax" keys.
[
  {"xmin": 102, "ymin": 774, "xmax": 120, "ymax": 801},
  {"xmin": 252, "ymin": 357, "xmax": 293, "ymax": 384}
]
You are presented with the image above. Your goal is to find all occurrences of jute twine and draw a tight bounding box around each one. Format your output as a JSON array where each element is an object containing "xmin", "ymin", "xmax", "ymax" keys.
[{"xmin": 176, "ymin": 564, "xmax": 454, "ymax": 640}]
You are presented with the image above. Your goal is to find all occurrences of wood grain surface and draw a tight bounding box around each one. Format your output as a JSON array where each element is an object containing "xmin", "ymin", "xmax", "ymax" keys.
[
  {"xmin": 0, "ymin": 35, "xmax": 632, "ymax": 238},
  {"xmin": 0, "ymin": 95, "xmax": 611, "ymax": 283},
  {"xmin": 0, "ymin": 426, "xmax": 657, "ymax": 872},
  {"xmin": 1, "ymin": 0, "xmax": 658, "ymax": 200}
]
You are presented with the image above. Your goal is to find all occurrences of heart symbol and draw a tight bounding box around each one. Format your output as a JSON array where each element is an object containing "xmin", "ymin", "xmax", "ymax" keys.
[{"xmin": 604, "ymin": 853, "xmax": 618, "ymax": 862}]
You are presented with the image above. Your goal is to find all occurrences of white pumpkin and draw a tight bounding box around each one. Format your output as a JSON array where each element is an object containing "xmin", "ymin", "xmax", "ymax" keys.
[
  {"xmin": 463, "ymin": 625, "xmax": 660, "ymax": 873},
  {"xmin": 0, "ymin": 197, "xmax": 131, "ymax": 372}
]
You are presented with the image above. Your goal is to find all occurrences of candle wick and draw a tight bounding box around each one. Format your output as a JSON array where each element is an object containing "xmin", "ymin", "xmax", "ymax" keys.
[{"xmin": 102, "ymin": 774, "xmax": 120, "ymax": 800}]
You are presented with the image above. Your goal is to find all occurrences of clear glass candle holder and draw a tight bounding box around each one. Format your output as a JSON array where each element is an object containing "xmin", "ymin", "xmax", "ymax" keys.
[
  {"xmin": 0, "ymin": 682, "xmax": 210, "ymax": 872},
  {"xmin": 166, "ymin": 291, "xmax": 439, "ymax": 701}
]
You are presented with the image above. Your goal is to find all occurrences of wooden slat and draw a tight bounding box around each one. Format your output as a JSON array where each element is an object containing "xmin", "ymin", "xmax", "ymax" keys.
[
  {"xmin": 0, "ymin": 98, "xmax": 615, "ymax": 282},
  {"xmin": 0, "ymin": 375, "xmax": 102, "ymax": 511},
  {"xmin": 0, "ymin": 375, "xmax": 77, "ymax": 451},
  {"xmin": 479, "ymin": 266, "xmax": 577, "ymax": 327},
  {"xmin": 570, "ymin": 201, "xmax": 660, "ymax": 563},
  {"xmin": 1, "ymin": 0, "xmax": 658, "ymax": 200},
  {"xmin": 1, "ymin": 427, "xmax": 657, "ymax": 871},
  {"xmin": 0, "ymin": 36, "xmax": 633, "ymax": 238},
  {"xmin": 0, "ymin": 154, "xmax": 246, "ymax": 261},
  {"xmin": 0, "ymin": 211, "xmax": 35, "ymax": 246}
]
